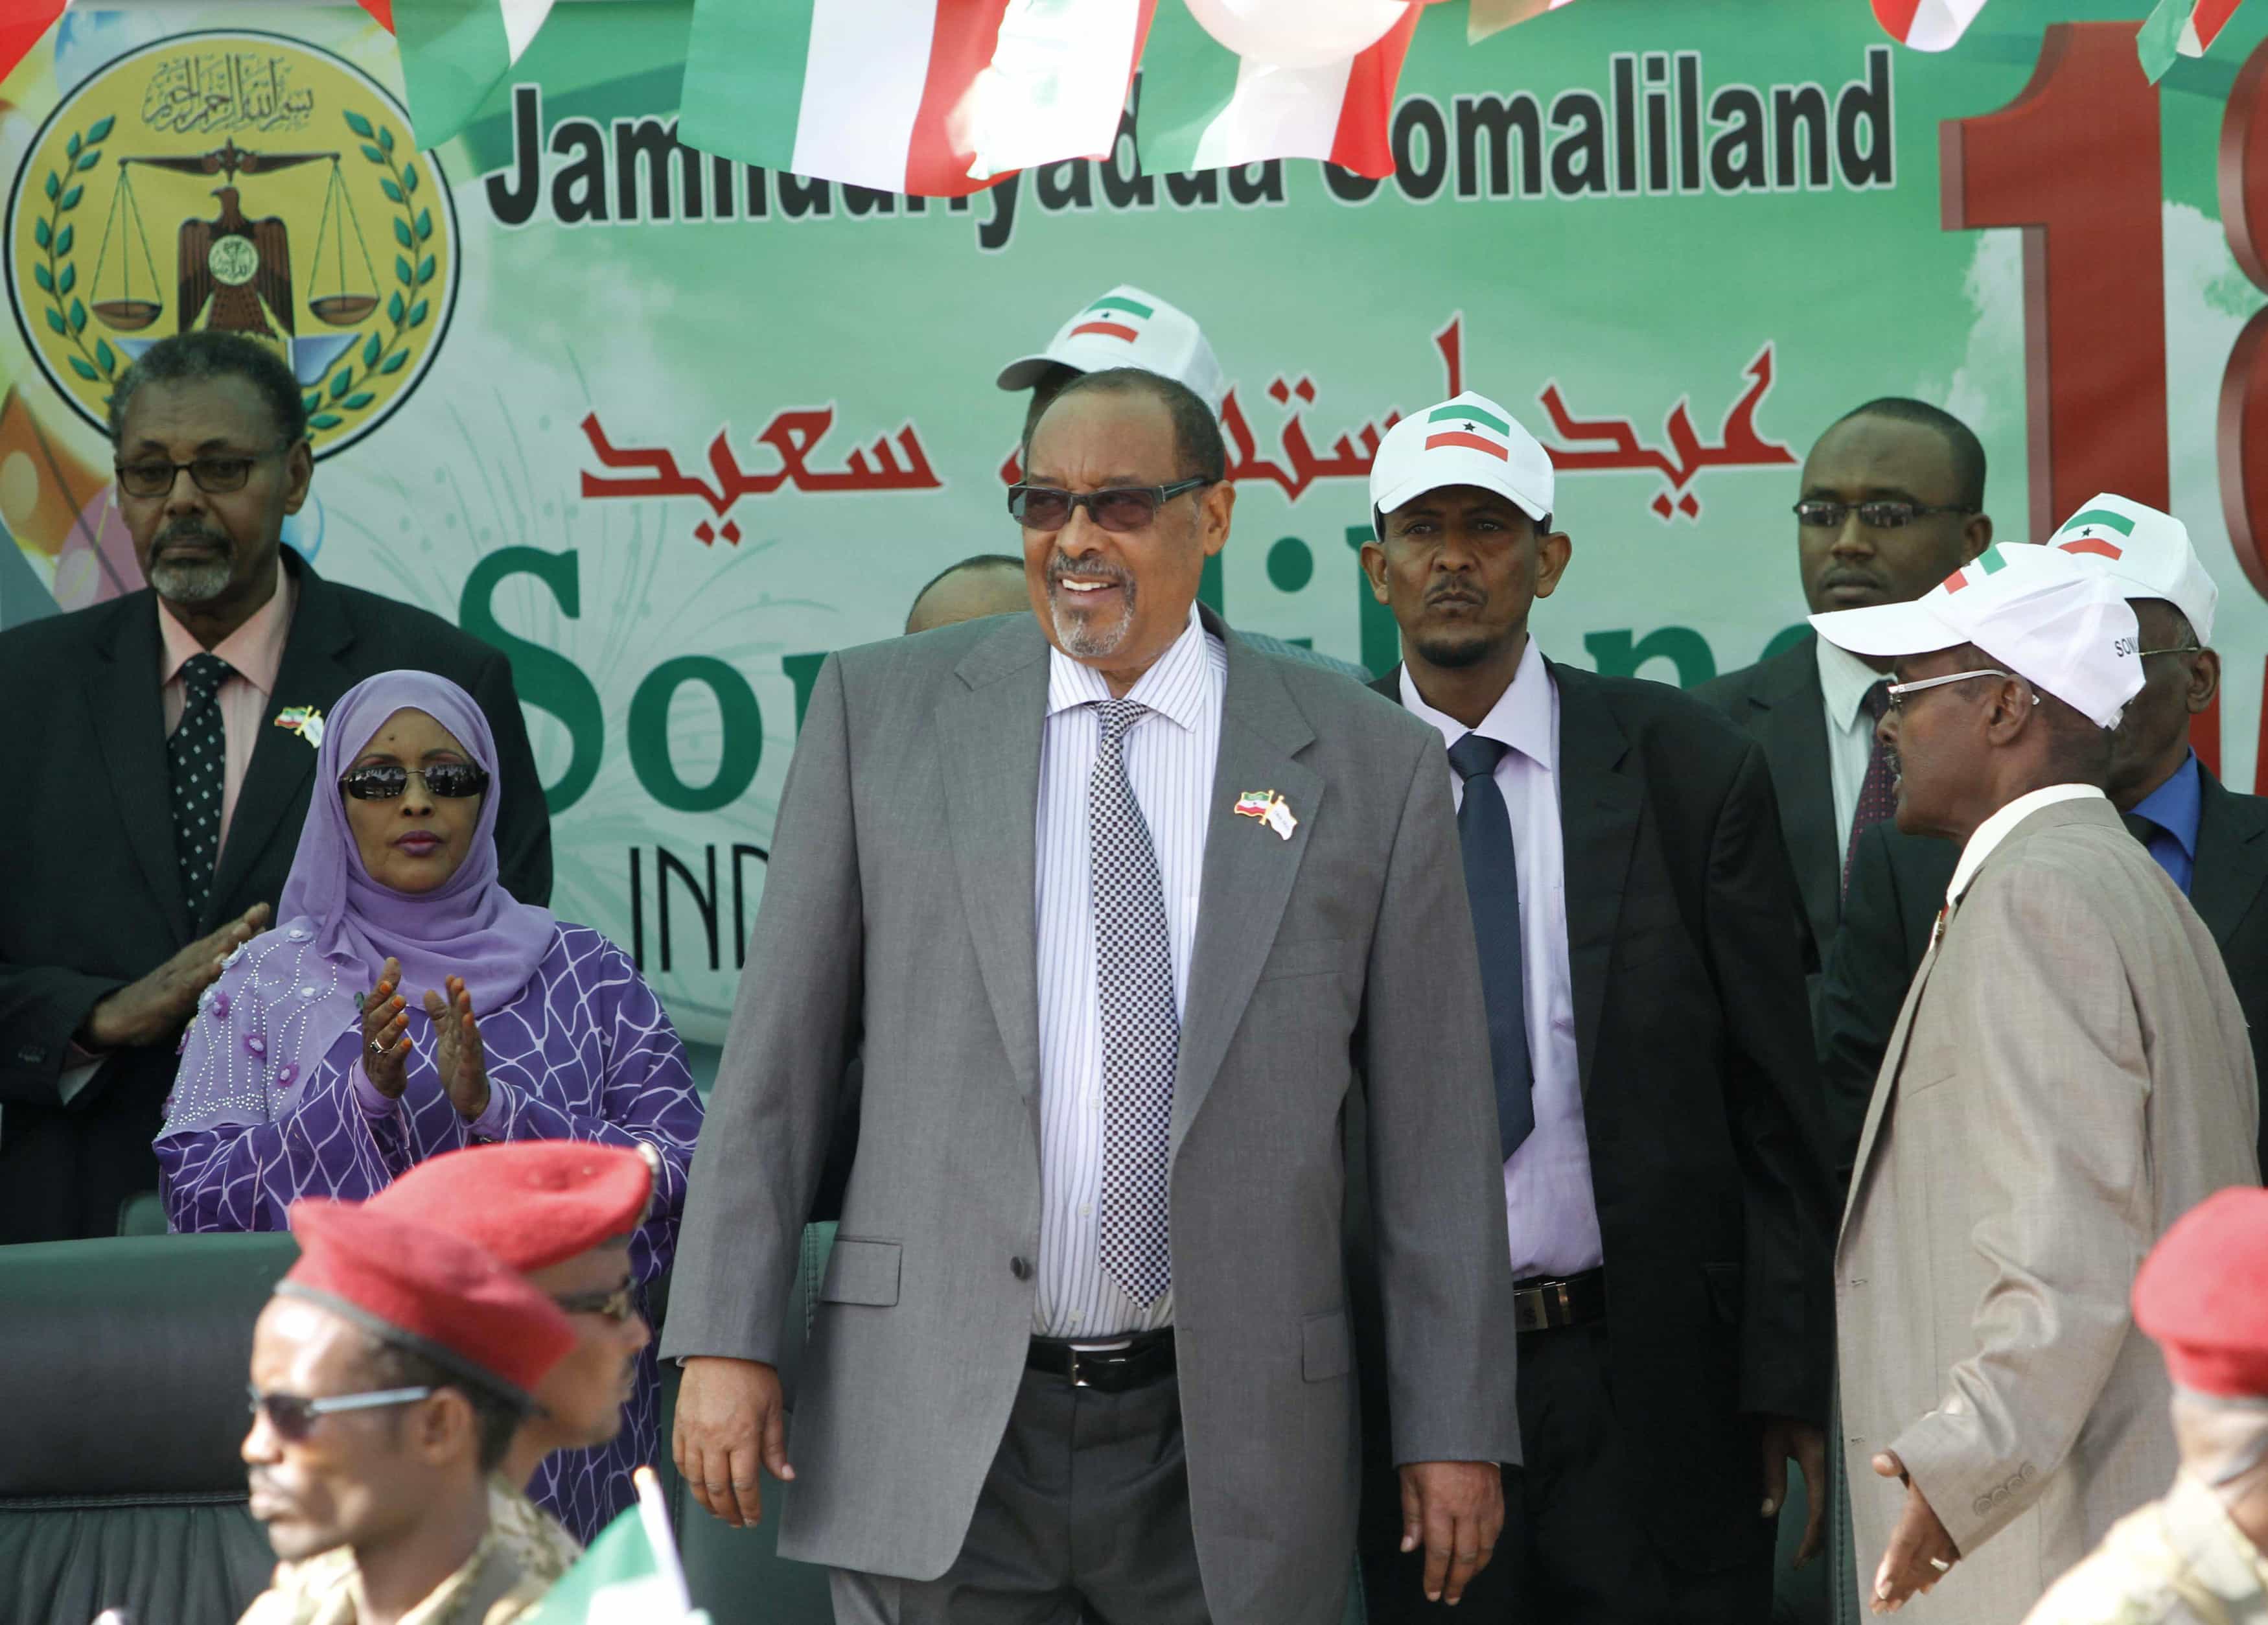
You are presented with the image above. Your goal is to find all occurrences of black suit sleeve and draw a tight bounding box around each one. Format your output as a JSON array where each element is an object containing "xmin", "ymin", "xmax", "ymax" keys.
[
  {"xmin": 1815, "ymin": 823, "xmax": 1915, "ymax": 1195},
  {"xmin": 467, "ymin": 649, "xmax": 554, "ymax": 906},
  {"xmin": 1704, "ymin": 742, "xmax": 1835, "ymax": 1425},
  {"xmin": 0, "ymin": 964, "xmax": 127, "ymax": 1105}
]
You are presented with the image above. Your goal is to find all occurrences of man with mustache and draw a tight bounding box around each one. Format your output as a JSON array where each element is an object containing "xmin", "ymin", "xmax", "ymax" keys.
[
  {"xmin": 1696, "ymin": 399, "xmax": 1992, "ymax": 991},
  {"xmin": 1352, "ymin": 392, "xmax": 1834, "ymax": 1621},
  {"xmin": 238, "ymin": 1197, "xmax": 575, "ymax": 1625},
  {"xmin": 667, "ymin": 366, "xmax": 1519, "ymax": 1623},
  {"xmin": 0, "ymin": 329, "xmax": 550, "ymax": 1243}
]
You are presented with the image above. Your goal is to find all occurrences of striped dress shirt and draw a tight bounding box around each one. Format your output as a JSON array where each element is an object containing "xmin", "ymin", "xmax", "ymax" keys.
[{"xmin": 1032, "ymin": 604, "xmax": 1225, "ymax": 1339}]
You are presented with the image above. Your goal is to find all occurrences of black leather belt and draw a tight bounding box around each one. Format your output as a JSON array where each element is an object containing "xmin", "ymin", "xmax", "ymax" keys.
[
  {"xmin": 1513, "ymin": 1267, "xmax": 1606, "ymax": 1335},
  {"xmin": 1027, "ymin": 1328, "xmax": 1177, "ymax": 1392}
]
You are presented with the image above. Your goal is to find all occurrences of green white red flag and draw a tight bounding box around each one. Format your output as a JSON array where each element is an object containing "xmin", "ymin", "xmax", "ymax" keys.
[
  {"xmin": 1871, "ymin": 0, "xmax": 1991, "ymax": 50},
  {"xmin": 382, "ymin": 0, "xmax": 558, "ymax": 149},
  {"xmin": 1424, "ymin": 403, "xmax": 1515, "ymax": 460},
  {"xmin": 679, "ymin": 0, "xmax": 1161, "ymax": 195},
  {"xmin": 2139, "ymin": 0, "xmax": 2249, "ymax": 81}
]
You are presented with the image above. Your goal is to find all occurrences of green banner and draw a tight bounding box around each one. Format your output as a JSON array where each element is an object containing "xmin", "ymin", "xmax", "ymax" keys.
[{"xmin": 6, "ymin": 1, "xmax": 2264, "ymax": 1041}]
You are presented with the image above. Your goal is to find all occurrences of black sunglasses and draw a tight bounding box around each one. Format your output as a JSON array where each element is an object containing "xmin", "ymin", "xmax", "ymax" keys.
[
  {"xmin": 553, "ymin": 1283, "xmax": 639, "ymax": 1324},
  {"xmin": 338, "ymin": 763, "xmax": 491, "ymax": 801},
  {"xmin": 1793, "ymin": 498, "xmax": 1978, "ymax": 530},
  {"xmin": 1007, "ymin": 478, "xmax": 1211, "ymax": 533},
  {"xmin": 247, "ymin": 1383, "xmax": 432, "ymax": 1442}
]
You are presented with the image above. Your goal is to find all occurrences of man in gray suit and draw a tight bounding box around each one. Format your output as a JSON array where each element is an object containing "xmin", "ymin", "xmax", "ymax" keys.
[{"xmin": 665, "ymin": 367, "xmax": 1521, "ymax": 1624}]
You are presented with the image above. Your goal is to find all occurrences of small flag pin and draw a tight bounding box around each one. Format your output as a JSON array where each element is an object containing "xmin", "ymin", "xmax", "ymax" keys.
[
  {"xmin": 274, "ymin": 705, "xmax": 326, "ymax": 749},
  {"xmin": 1234, "ymin": 789, "xmax": 1297, "ymax": 841}
]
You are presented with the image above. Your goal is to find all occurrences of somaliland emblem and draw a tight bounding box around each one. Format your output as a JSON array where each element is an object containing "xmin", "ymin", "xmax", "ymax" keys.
[
  {"xmin": 6, "ymin": 29, "xmax": 459, "ymax": 461},
  {"xmin": 1423, "ymin": 402, "xmax": 1513, "ymax": 462},
  {"xmin": 2051, "ymin": 506, "xmax": 2138, "ymax": 561},
  {"xmin": 1068, "ymin": 293, "xmax": 1151, "ymax": 343}
]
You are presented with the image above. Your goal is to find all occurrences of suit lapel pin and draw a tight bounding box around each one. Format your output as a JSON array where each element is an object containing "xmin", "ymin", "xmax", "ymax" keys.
[
  {"xmin": 273, "ymin": 705, "xmax": 325, "ymax": 749},
  {"xmin": 1234, "ymin": 789, "xmax": 1297, "ymax": 841}
]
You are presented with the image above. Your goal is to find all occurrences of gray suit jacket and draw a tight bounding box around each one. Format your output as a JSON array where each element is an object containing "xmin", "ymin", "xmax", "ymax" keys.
[
  {"xmin": 662, "ymin": 609, "xmax": 1521, "ymax": 1622},
  {"xmin": 1838, "ymin": 799, "xmax": 2260, "ymax": 1621}
]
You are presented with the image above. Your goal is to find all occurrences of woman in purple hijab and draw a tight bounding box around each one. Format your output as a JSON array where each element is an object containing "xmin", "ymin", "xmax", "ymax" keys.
[{"xmin": 156, "ymin": 670, "xmax": 704, "ymax": 1545}]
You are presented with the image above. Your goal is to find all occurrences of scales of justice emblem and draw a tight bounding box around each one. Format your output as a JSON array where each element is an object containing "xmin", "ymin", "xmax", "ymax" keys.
[{"xmin": 6, "ymin": 29, "xmax": 457, "ymax": 458}]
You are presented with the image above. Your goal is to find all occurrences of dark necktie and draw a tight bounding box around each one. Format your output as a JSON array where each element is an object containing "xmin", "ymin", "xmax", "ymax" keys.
[
  {"xmin": 1089, "ymin": 698, "xmax": 1178, "ymax": 1308},
  {"xmin": 168, "ymin": 652, "xmax": 233, "ymax": 922},
  {"xmin": 1447, "ymin": 732, "xmax": 1535, "ymax": 1160},
  {"xmin": 2123, "ymin": 810, "xmax": 2188, "ymax": 891},
  {"xmin": 1844, "ymin": 680, "xmax": 1897, "ymax": 898}
]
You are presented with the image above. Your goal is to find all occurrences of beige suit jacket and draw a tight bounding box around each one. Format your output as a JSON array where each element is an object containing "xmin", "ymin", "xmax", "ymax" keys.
[{"xmin": 1838, "ymin": 797, "xmax": 2260, "ymax": 1622}]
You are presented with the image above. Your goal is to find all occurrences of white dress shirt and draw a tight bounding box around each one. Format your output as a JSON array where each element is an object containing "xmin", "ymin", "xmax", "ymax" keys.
[
  {"xmin": 1816, "ymin": 633, "xmax": 1889, "ymax": 858},
  {"xmin": 1402, "ymin": 638, "xmax": 1604, "ymax": 1280},
  {"xmin": 1033, "ymin": 605, "xmax": 1225, "ymax": 1338},
  {"xmin": 1947, "ymin": 783, "xmax": 2107, "ymax": 906}
]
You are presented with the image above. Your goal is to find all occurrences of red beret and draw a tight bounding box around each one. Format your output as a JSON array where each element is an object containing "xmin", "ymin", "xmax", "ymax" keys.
[
  {"xmin": 2134, "ymin": 1187, "xmax": 2268, "ymax": 1397},
  {"xmin": 280, "ymin": 1198, "xmax": 574, "ymax": 1403},
  {"xmin": 368, "ymin": 1141, "xmax": 653, "ymax": 1274}
]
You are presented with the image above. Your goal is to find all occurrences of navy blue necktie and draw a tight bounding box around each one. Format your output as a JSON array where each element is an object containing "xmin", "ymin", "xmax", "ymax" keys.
[{"xmin": 1448, "ymin": 732, "xmax": 1535, "ymax": 1160}]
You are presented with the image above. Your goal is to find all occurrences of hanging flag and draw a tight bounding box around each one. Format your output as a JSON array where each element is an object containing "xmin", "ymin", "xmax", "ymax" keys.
[
  {"xmin": 522, "ymin": 1468, "xmax": 695, "ymax": 1624},
  {"xmin": 385, "ymin": 0, "xmax": 557, "ymax": 150},
  {"xmin": 2139, "ymin": 0, "xmax": 2249, "ymax": 81},
  {"xmin": 1135, "ymin": 1, "xmax": 1424, "ymax": 177},
  {"xmin": 678, "ymin": 0, "xmax": 1155, "ymax": 196},
  {"xmin": 0, "ymin": 2, "xmax": 68, "ymax": 94},
  {"xmin": 1871, "ymin": 0, "xmax": 1991, "ymax": 51}
]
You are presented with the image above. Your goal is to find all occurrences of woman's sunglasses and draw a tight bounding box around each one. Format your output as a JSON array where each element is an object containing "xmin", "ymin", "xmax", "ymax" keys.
[
  {"xmin": 338, "ymin": 764, "xmax": 492, "ymax": 801},
  {"xmin": 246, "ymin": 1383, "xmax": 432, "ymax": 1442}
]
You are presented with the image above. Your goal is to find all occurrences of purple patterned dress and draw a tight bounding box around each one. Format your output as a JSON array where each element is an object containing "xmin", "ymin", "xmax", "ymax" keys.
[{"xmin": 156, "ymin": 918, "xmax": 704, "ymax": 1543}]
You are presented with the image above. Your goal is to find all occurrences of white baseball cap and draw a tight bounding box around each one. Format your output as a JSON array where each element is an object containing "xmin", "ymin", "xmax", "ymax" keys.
[
  {"xmin": 996, "ymin": 285, "xmax": 1225, "ymax": 410},
  {"xmin": 2047, "ymin": 492, "xmax": 2218, "ymax": 644},
  {"xmin": 1810, "ymin": 541, "xmax": 2142, "ymax": 731},
  {"xmin": 1369, "ymin": 392, "xmax": 1555, "ymax": 522}
]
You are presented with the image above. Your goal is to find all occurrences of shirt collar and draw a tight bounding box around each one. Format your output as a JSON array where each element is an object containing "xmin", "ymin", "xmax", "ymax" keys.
[
  {"xmin": 1815, "ymin": 633, "xmax": 1887, "ymax": 732},
  {"xmin": 1947, "ymin": 782, "xmax": 2107, "ymax": 906},
  {"xmin": 1398, "ymin": 635, "xmax": 1556, "ymax": 770},
  {"xmin": 157, "ymin": 555, "xmax": 296, "ymax": 695},
  {"xmin": 1046, "ymin": 602, "xmax": 1218, "ymax": 732},
  {"xmin": 2130, "ymin": 751, "xmax": 2204, "ymax": 859}
]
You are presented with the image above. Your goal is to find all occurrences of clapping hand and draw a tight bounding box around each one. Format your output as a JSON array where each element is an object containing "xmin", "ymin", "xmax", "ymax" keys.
[
  {"xmin": 80, "ymin": 904, "xmax": 271, "ymax": 1051},
  {"xmin": 359, "ymin": 957, "xmax": 410, "ymax": 1098},
  {"xmin": 424, "ymin": 974, "xmax": 489, "ymax": 1121}
]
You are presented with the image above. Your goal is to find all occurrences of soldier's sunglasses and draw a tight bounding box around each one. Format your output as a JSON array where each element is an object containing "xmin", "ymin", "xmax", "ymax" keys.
[
  {"xmin": 247, "ymin": 1383, "xmax": 433, "ymax": 1442},
  {"xmin": 1007, "ymin": 478, "xmax": 1212, "ymax": 533},
  {"xmin": 553, "ymin": 1283, "xmax": 639, "ymax": 1324},
  {"xmin": 338, "ymin": 764, "xmax": 492, "ymax": 801}
]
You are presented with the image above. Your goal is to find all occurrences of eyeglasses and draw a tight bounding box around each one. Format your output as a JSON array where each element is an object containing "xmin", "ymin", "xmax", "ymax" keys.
[
  {"xmin": 1794, "ymin": 499, "xmax": 1978, "ymax": 530},
  {"xmin": 2138, "ymin": 645, "xmax": 2202, "ymax": 659},
  {"xmin": 1883, "ymin": 668, "xmax": 2040, "ymax": 710},
  {"xmin": 338, "ymin": 764, "xmax": 492, "ymax": 801},
  {"xmin": 247, "ymin": 1383, "xmax": 433, "ymax": 1442},
  {"xmin": 114, "ymin": 448, "xmax": 285, "ymax": 499},
  {"xmin": 553, "ymin": 1283, "xmax": 638, "ymax": 1324},
  {"xmin": 1007, "ymin": 478, "xmax": 1212, "ymax": 533}
]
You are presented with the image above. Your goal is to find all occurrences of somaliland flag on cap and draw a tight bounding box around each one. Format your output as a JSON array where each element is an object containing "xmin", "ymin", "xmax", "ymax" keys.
[
  {"xmin": 2047, "ymin": 491, "xmax": 2219, "ymax": 643},
  {"xmin": 995, "ymin": 283, "xmax": 1225, "ymax": 409},
  {"xmin": 1370, "ymin": 390, "xmax": 1555, "ymax": 522}
]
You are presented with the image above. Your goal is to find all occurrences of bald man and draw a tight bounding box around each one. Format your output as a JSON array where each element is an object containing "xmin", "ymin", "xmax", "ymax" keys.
[{"xmin": 907, "ymin": 555, "xmax": 1028, "ymax": 635}]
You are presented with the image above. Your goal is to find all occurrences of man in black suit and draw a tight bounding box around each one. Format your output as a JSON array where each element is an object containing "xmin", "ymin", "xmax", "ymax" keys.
[
  {"xmin": 1695, "ymin": 401, "xmax": 1992, "ymax": 978},
  {"xmin": 1349, "ymin": 391, "xmax": 1834, "ymax": 1620},
  {"xmin": 1820, "ymin": 493, "xmax": 2268, "ymax": 1186},
  {"xmin": 0, "ymin": 331, "xmax": 549, "ymax": 1245}
]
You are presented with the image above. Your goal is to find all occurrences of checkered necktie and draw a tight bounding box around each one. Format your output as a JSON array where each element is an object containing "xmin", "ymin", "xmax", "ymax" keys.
[
  {"xmin": 1842, "ymin": 680, "xmax": 1896, "ymax": 898},
  {"xmin": 168, "ymin": 652, "xmax": 233, "ymax": 920},
  {"xmin": 1090, "ymin": 698, "xmax": 1178, "ymax": 1308}
]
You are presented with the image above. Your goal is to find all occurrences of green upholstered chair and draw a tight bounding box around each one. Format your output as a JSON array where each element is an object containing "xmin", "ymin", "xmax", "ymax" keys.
[{"xmin": 0, "ymin": 1231, "xmax": 299, "ymax": 1625}]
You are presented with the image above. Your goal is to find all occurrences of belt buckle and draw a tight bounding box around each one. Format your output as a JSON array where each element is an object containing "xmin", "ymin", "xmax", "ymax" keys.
[
  {"xmin": 1069, "ymin": 1349, "xmax": 1093, "ymax": 1390},
  {"xmin": 1551, "ymin": 1280, "xmax": 1573, "ymax": 1326}
]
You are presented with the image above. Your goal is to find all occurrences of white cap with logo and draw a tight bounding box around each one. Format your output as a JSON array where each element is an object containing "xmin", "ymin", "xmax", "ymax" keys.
[
  {"xmin": 1809, "ymin": 541, "xmax": 2142, "ymax": 731},
  {"xmin": 1368, "ymin": 392, "xmax": 1556, "ymax": 522},
  {"xmin": 996, "ymin": 285, "xmax": 1225, "ymax": 410},
  {"xmin": 2048, "ymin": 492, "xmax": 2219, "ymax": 644}
]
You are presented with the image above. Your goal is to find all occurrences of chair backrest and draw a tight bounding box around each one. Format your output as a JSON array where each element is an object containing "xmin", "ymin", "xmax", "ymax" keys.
[{"xmin": 1, "ymin": 1231, "xmax": 301, "ymax": 1625}]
